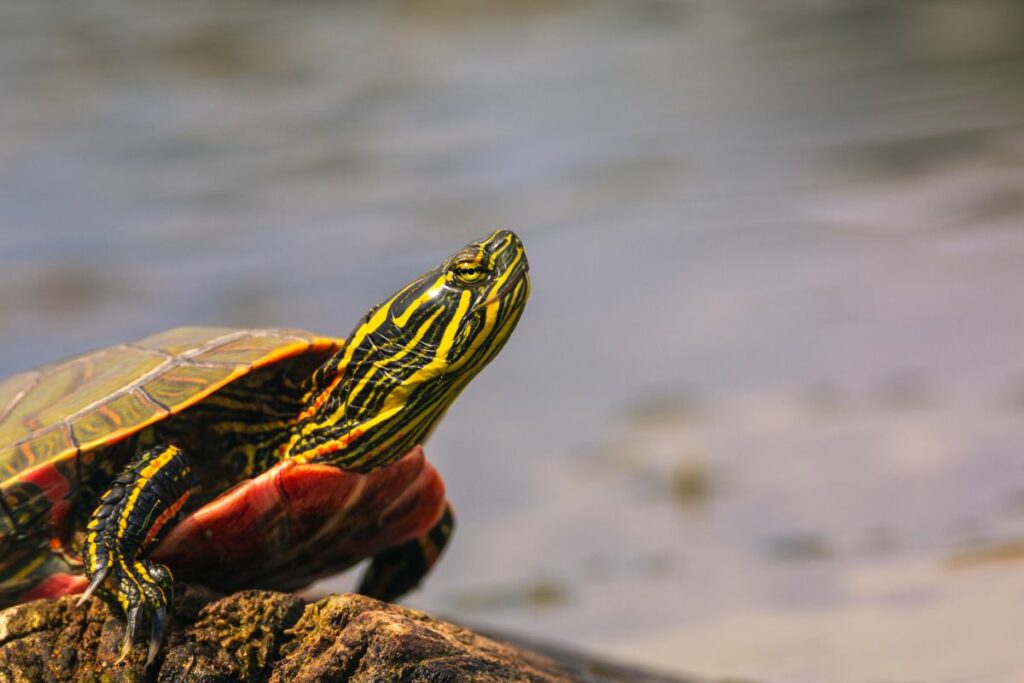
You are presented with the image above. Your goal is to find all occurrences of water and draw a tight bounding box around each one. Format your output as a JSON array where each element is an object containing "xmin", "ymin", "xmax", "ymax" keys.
[{"xmin": 2, "ymin": 1, "xmax": 1024, "ymax": 681}]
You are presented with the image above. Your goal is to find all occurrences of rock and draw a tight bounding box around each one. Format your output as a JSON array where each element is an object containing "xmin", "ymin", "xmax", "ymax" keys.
[
  {"xmin": 271, "ymin": 595, "xmax": 571, "ymax": 683},
  {"xmin": 0, "ymin": 587, "xmax": 701, "ymax": 682}
]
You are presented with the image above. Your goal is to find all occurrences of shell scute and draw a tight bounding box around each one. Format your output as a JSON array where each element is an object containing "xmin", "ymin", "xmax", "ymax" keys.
[
  {"xmin": 131, "ymin": 326, "xmax": 244, "ymax": 356},
  {"xmin": 13, "ymin": 426, "xmax": 75, "ymax": 468},
  {"xmin": 188, "ymin": 332, "xmax": 314, "ymax": 366},
  {"xmin": 139, "ymin": 362, "xmax": 243, "ymax": 410},
  {"xmin": 0, "ymin": 327, "xmax": 341, "ymax": 483},
  {"xmin": 0, "ymin": 371, "xmax": 42, "ymax": 425},
  {"xmin": 69, "ymin": 389, "xmax": 164, "ymax": 452},
  {"xmin": 1, "ymin": 347, "xmax": 167, "ymax": 450}
]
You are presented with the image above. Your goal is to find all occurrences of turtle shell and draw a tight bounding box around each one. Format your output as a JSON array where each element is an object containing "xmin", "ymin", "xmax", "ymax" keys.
[{"xmin": 0, "ymin": 327, "xmax": 341, "ymax": 560}]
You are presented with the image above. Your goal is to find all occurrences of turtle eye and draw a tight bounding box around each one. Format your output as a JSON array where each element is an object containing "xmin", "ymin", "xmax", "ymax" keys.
[{"xmin": 449, "ymin": 261, "xmax": 488, "ymax": 285}]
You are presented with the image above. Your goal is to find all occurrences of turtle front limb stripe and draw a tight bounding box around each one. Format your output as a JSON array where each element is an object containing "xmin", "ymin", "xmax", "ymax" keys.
[{"xmin": 79, "ymin": 444, "xmax": 190, "ymax": 665}]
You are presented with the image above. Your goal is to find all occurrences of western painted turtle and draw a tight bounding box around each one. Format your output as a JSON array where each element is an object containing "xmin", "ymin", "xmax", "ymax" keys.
[{"xmin": 0, "ymin": 230, "xmax": 529, "ymax": 663}]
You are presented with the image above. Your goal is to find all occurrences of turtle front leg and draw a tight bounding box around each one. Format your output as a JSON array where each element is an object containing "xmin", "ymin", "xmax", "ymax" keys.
[
  {"xmin": 79, "ymin": 444, "xmax": 190, "ymax": 665},
  {"xmin": 357, "ymin": 503, "xmax": 454, "ymax": 602}
]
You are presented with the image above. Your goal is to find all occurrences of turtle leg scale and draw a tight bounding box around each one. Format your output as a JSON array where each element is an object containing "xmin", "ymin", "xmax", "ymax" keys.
[
  {"xmin": 79, "ymin": 444, "xmax": 190, "ymax": 664},
  {"xmin": 357, "ymin": 503, "xmax": 454, "ymax": 602}
]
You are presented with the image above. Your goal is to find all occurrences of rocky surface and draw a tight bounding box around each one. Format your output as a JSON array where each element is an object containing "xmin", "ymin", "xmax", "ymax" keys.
[{"xmin": 0, "ymin": 587, "xmax": 710, "ymax": 682}]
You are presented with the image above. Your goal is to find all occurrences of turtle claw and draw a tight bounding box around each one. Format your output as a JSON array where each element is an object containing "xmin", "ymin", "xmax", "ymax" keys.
[
  {"xmin": 117, "ymin": 602, "xmax": 143, "ymax": 663},
  {"xmin": 76, "ymin": 567, "xmax": 109, "ymax": 607},
  {"xmin": 147, "ymin": 605, "xmax": 167, "ymax": 666},
  {"xmin": 106, "ymin": 563, "xmax": 173, "ymax": 665}
]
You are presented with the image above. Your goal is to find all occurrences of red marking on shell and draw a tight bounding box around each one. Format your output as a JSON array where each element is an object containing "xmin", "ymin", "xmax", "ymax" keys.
[
  {"xmin": 151, "ymin": 446, "xmax": 447, "ymax": 593},
  {"xmin": 19, "ymin": 572, "xmax": 87, "ymax": 601},
  {"xmin": 98, "ymin": 405, "xmax": 122, "ymax": 426}
]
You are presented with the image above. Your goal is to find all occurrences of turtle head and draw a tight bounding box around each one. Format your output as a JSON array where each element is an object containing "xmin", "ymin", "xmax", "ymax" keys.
[
  {"xmin": 373, "ymin": 228, "xmax": 529, "ymax": 362},
  {"xmin": 402, "ymin": 228, "xmax": 530, "ymax": 348},
  {"xmin": 301, "ymin": 230, "xmax": 529, "ymax": 470}
]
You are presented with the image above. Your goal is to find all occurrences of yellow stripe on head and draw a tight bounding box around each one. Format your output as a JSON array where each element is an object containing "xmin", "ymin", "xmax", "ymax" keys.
[{"xmin": 292, "ymin": 230, "xmax": 530, "ymax": 470}]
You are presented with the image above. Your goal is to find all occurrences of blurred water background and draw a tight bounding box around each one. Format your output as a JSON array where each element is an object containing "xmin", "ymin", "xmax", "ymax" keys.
[{"xmin": 2, "ymin": 1, "xmax": 1024, "ymax": 681}]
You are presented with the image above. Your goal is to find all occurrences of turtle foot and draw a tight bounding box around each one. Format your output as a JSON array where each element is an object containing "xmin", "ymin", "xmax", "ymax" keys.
[
  {"xmin": 95, "ymin": 559, "xmax": 174, "ymax": 666},
  {"xmin": 76, "ymin": 443, "xmax": 189, "ymax": 663}
]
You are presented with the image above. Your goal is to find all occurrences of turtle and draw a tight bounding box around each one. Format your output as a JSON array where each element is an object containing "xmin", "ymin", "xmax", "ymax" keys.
[{"xmin": 0, "ymin": 229, "xmax": 529, "ymax": 664}]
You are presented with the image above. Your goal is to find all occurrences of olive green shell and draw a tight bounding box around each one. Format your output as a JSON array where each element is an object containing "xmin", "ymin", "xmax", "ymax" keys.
[{"xmin": 0, "ymin": 327, "xmax": 341, "ymax": 524}]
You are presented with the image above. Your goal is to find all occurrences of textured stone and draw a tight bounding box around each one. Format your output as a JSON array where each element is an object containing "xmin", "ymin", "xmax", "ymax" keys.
[{"xmin": 0, "ymin": 587, "xmax": 699, "ymax": 682}]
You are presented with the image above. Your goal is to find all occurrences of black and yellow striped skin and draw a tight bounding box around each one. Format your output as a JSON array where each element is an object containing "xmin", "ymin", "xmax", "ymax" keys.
[
  {"xmin": 287, "ymin": 229, "xmax": 529, "ymax": 470},
  {"xmin": 0, "ymin": 229, "xmax": 529, "ymax": 663},
  {"xmin": 80, "ymin": 444, "xmax": 190, "ymax": 662}
]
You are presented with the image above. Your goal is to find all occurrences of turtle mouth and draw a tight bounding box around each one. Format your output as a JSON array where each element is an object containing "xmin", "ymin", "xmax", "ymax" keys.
[{"xmin": 475, "ymin": 261, "xmax": 529, "ymax": 311}]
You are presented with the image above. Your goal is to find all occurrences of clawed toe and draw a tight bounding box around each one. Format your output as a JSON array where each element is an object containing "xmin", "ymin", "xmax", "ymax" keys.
[
  {"xmin": 117, "ymin": 602, "xmax": 144, "ymax": 663},
  {"xmin": 114, "ymin": 590, "xmax": 170, "ymax": 665},
  {"xmin": 148, "ymin": 605, "xmax": 167, "ymax": 666},
  {"xmin": 80, "ymin": 559, "xmax": 173, "ymax": 666},
  {"xmin": 76, "ymin": 566, "xmax": 109, "ymax": 607}
]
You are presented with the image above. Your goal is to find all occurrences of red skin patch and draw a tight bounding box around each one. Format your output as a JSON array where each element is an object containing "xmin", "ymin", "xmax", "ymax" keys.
[
  {"xmin": 19, "ymin": 463, "xmax": 72, "ymax": 531},
  {"xmin": 20, "ymin": 572, "xmax": 87, "ymax": 602},
  {"xmin": 29, "ymin": 448, "xmax": 447, "ymax": 599},
  {"xmin": 150, "ymin": 446, "xmax": 447, "ymax": 592}
]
